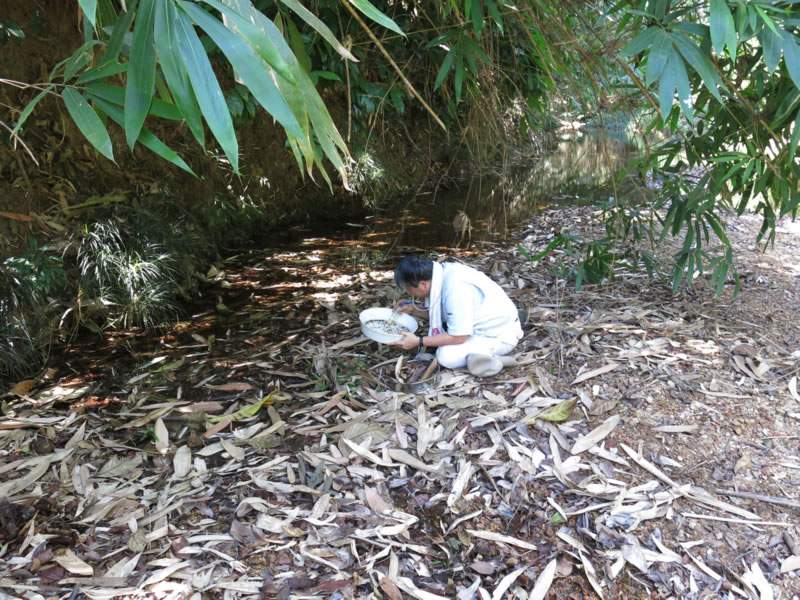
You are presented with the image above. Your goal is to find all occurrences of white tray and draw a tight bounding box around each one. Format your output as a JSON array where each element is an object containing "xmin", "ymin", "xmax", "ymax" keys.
[{"xmin": 359, "ymin": 307, "xmax": 418, "ymax": 344}]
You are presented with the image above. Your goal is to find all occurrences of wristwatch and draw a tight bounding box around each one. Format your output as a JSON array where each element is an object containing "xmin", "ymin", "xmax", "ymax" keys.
[{"xmin": 418, "ymin": 335, "xmax": 424, "ymax": 348}]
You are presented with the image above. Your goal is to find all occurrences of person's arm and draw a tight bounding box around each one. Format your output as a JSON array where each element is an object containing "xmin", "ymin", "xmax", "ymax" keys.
[
  {"xmin": 393, "ymin": 299, "xmax": 428, "ymax": 319},
  {"xmin": 388, "ymin": 331, "xmax": 467, "ymax": 351}
]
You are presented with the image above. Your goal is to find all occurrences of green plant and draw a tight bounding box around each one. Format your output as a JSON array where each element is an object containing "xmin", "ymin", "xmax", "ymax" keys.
[
  {"xmin": 12, "ymin": 0, "xmax": 356, "ymax": 185},
  {"xmin": 0, "ymin": 242, "xmax": 59, "ymax": 378},
  {"xmin": 519, "ymin": 197, "xmax": 660, "ymax": 291},
  {"xmin": 70, "ymin": 218, "xmax": 183, "ymax": 333},
  {"xmin": 3, "ymin": 238, "xmax": 67, "ymax": 298},
  {"xmin": 0, "ymin": 19, "xmax": 24, "ymax": 45}
]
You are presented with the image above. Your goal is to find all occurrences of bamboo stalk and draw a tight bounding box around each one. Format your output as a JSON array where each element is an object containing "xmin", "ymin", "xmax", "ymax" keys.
[{"xmin": 341, "ymin": 0, "xmax": 446, "ymax": 131}]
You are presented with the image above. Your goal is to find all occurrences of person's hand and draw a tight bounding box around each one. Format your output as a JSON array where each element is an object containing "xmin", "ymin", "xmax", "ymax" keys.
[
  {"xmin": 393, "ymin": 299, "xmax": 414, "ymax": 314},
  {"xmin": 387, "ymin": 331, "xmax": 419, "ymax": 350}
]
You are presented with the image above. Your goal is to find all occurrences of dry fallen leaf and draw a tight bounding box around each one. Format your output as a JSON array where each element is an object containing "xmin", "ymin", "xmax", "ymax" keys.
[
  {"xmin": 379, "ymin": 575, "xmax": 404, "ymax": 600},
  {"xmin": 53, "ymin": 549, "xmax": 93, "ymax": 576},
  {"xmin": 528, "ymin": 558, "xmax": 557, "ymax": 600},
  {"xmin": 780, "ymin": 555, "xmax": 800, "ymax": 573},
  {"xmin": 572, "ymin": 363, "xmax": 619, "ymax": 385},
  {"xmin": 571, "ymin": 415, "xmax": 620, "ymax": 455}
]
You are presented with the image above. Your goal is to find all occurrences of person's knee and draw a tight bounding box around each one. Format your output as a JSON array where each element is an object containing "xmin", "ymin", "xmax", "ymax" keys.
[{"xmin": 436, "ymin": 346, "xmax": 467, "ymax": 369}]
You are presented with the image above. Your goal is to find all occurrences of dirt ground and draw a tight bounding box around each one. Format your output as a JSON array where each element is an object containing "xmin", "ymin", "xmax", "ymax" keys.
[{"xmin": 0, "ymin": 205, "xmax": 799, "ymax": 599}]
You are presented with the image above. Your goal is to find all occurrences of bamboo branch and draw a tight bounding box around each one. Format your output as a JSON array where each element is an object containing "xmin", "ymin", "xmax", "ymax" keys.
[{"xmin": 340, "ymin": 0, "xmax": 446, "ymax": 131}]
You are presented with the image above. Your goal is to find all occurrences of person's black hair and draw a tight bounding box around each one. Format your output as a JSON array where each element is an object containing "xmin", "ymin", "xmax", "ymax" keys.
[{"xmin": 395, "ymin": 254, "xmax": 433, "ymax": 288}]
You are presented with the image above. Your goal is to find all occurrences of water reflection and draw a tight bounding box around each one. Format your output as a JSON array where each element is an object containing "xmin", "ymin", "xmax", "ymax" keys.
[{"xmin": 361, "ymin": 128, "xmax": 649, "ymax": 249}]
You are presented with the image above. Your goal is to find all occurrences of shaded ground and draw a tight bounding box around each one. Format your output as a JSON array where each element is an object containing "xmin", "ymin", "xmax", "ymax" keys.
[{"xmin": 1, "ymin": 206, "xmax": 799, "ymax": 599}]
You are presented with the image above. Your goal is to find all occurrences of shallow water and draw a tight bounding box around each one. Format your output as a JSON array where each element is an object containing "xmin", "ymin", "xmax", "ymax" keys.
[{"xmin": 303, "ymin": 127, "xmax": 646, "ymax": 251}]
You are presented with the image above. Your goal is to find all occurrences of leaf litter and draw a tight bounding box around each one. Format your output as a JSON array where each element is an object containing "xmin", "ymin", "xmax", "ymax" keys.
[{"xmin": 0, "ymin": 207, "xmax": 799, "ymax": 599}]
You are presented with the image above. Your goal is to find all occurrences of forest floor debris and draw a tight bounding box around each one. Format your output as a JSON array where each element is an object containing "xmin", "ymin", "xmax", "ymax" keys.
[{"xmin": 1, "ymin": 207, "xmax": 799, "ymax": 599}]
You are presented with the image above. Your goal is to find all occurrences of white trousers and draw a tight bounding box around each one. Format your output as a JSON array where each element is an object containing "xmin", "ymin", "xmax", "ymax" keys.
[{"xmin": 436, "ymin": 335, "xmax": 517, "ymax": 369}]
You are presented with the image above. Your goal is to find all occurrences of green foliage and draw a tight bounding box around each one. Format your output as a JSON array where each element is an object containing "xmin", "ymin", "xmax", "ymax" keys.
[
  {"xmin": 611, "ymin": 0, "xmax": 800, "ymax": 294},
  {"xmin": 519, "ymin": 198, "xmax": 658, "ymax": 291},
  {"xmin": 0, "ymin": 19, "xmax": 24, "ymax": 45},
  {"xmin": 11, "ymin": 0, "xmax": 354, "ymax": 186},
  {"xmin": 0, "ymin": 239, "xmax": 64, "ymax": 378},
  {"xmin": 71, "ymin": 219, "xmax": 183, "ymax": 332}
]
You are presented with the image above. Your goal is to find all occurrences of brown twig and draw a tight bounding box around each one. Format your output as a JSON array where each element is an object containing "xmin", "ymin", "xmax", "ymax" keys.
[{"xmin": 714, "ymin": 488, "xmax": 800, "ymax": 509}]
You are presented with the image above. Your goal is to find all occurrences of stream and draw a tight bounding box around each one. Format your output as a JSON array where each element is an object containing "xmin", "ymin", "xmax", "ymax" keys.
[{"xmin": 279, "ymin": 126, "xmax": 645, "ymax": 252}]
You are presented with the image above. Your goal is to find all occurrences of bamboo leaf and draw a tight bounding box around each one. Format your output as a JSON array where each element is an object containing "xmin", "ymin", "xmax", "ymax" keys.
[
  {"xmin": 89, "ymin": 95, "xmax": 196, "ymax": 175},
  {"xmin": 674, "ymin": 50, "xmax": 693, "ymax": 124},
  {"xmin": 788, "ymin": 112, "xmax": 800, "ymax": 165},
  {"xmin": 658, "ymin": 50, "xmax": 678, "ymax": 120},
  {"xmin": 98, "ymin": 0, "xmax": 138, "ymax": 64},
  {"xmin": 484, "ymin": 0, "xmax": 503, "ymax": 32},
  {"xmin": 434, "ymin": 48, "xmax": 456, "ymax": 90},
  {"xmin": 172, "ymin": 4, "xmax": 239, "ymax": 171},
  {"xmin": 64, "ymin": 41, "xmax": 100, "ymax": 82},
  {"xmin": 345, "ymin": 0, "xmax": 405, "ymax": 37},
  {"xmin": 645, "ymin": 29, "xmax": 671, "ymax": 86},
  {"xmin": 782, "ymin": 30, "xmax": 800, "ymax": 91},
  {"xmin": 78, "ymin": 0, "xmax": 98, "ymax": 29},
  {"xmin": 619, "ymin": 26, "xmax": 661, "ymax": 57},
  {"xmin": 217, "ymin": 0, "xmax": 348, "ymax": 184},
  {"xmin": 285, "ymin": 16, "xmax": 311, "ymax": 73},
  {"xmin": 180, "ymin": 1, "xmax": 304, "ymax": 142},
  {"xmin": 455, "ymin": 52, "xmax": 464, "ymax": 104},
  {"xmin": 12, "ymin": 86, "xmax": 53, "ymax": 138},
  {"xmin": 710, "ymin": 0, "xmax": 735, "ymax": 58},
  {"xmin": 61, "ymin": 88, "xmax": 114, "ymax": 162},
  {"xmin": 124, "ymin": 0, "xmax": 156, "ymax": 149},
  {"xmin": 672, "ymin": 33, "xmax": 724, "ymax": 103},
  {"xmin": 154, "ymin": 0, "xmax": 205, "ymax": 146},
  {"xmin": 276, "ymin": 0, "xmax": 357, "ymax": 62},
  {"xmin": 86, "ymin": 82, "xmax": 181, "ymax": 120},
  {"xmin": 75, "ymin": 61, "xmax": 128, "ymax": 84},
  {"xmin": 472, "ymin": 0, "xmax": 483, "ymax": 35},
  {"xmin": 202, "ymin": 0, "xmax": 296, "ymax": 83}
]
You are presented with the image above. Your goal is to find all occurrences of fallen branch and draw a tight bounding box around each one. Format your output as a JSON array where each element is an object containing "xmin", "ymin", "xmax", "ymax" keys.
[{"xmin": 714, "ymin": 488, "xmax": 800, "ymax": 509}]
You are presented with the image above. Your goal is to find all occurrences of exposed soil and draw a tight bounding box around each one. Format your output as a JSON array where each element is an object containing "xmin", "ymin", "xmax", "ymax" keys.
[{"xmin": 0, "ymin": 205, "xmax": 798, "ymax": 599}]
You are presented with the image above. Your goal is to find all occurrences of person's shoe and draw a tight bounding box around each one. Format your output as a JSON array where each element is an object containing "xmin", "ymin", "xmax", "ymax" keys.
[{"xmin": 467, "ymin": 354, "xmax": 518, "ymax": 377}]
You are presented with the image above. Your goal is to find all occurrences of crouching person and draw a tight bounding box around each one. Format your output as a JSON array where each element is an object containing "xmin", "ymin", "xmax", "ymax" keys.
[{"xmin": 387, "ymin": 254, "xmax": 523, "ymax": 377}]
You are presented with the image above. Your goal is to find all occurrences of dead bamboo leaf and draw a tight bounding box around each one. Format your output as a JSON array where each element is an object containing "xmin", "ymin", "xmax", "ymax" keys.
[
  {"xmin": 781, "ymin": 555, "xmax": 800, "ymax": 573},
  {"xmin": 491, "ymin": 565, "xmax": 526, "ymax": 600},
  {"xmin": 208, "ymin": 396, "xmax": 266, "ymax": 423},
  {"xmin": 742, "ymin": 562, "xmax": 773, "ymax": 600},
  {"xmin": 154, "ymin": 418, "xmax": 169, "ymax": 454},
  {"xmin": 388, "ymin": 448, "xmax": 442, "ymax": 474},
  {"xmin": 523, "ymin": 397, "xmax": 576, "ymax": 424},
  {"xmin": 528, "ymin": 558, "xmax": 557, "ymax": 600},
  {"xmin": 205, "ymin": 382, "xmax": 254, "ymax": 391},
  {"xmin": 466, "ymin": 529, "xmax": 538, "ymax": 551},
  {"xmin": 653, "ymin": 424, "xmax": 698, "ymax": 434},
  {"xmin": 364, "ymin": 485, "xmax": 392, "ymax": 513},
  {"xmin": 379, "ymin": 575, "xmax": 404, "ymax": 600},
  {"xmin": 578, "ymin": 551, "xmax": 604, "ymax": 599},
  {"xmin": 203, "ymin": 418, "xmax": 231, "ymax": 437},
  {"xmin": 789, "ymin": 376, "xmax": 799, "ymax": 402},
  {"xmin": 54, "ymin": 549, "xmax": 93, "ymax": 576},
  {"xmin": 173, "ymin": 445, "xmax": 191, "ymax": 478},
  {"xmin": 447, "ymin": 460, "xmax": 475, "ymax": 511},
  {"xmin": 342, "ymin": 438, "xmax": 394, "ymax": 467},
  {"xmin": 395, "ymin": 576, "xmax": 450, "ymax": 600},
  {"xmin": 571, "ymin": 415, "xmax": 620, "ymax": 455},
  {"xmin": 571, "ymin": 363, "xmax": 619, "ymax": 385}
]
